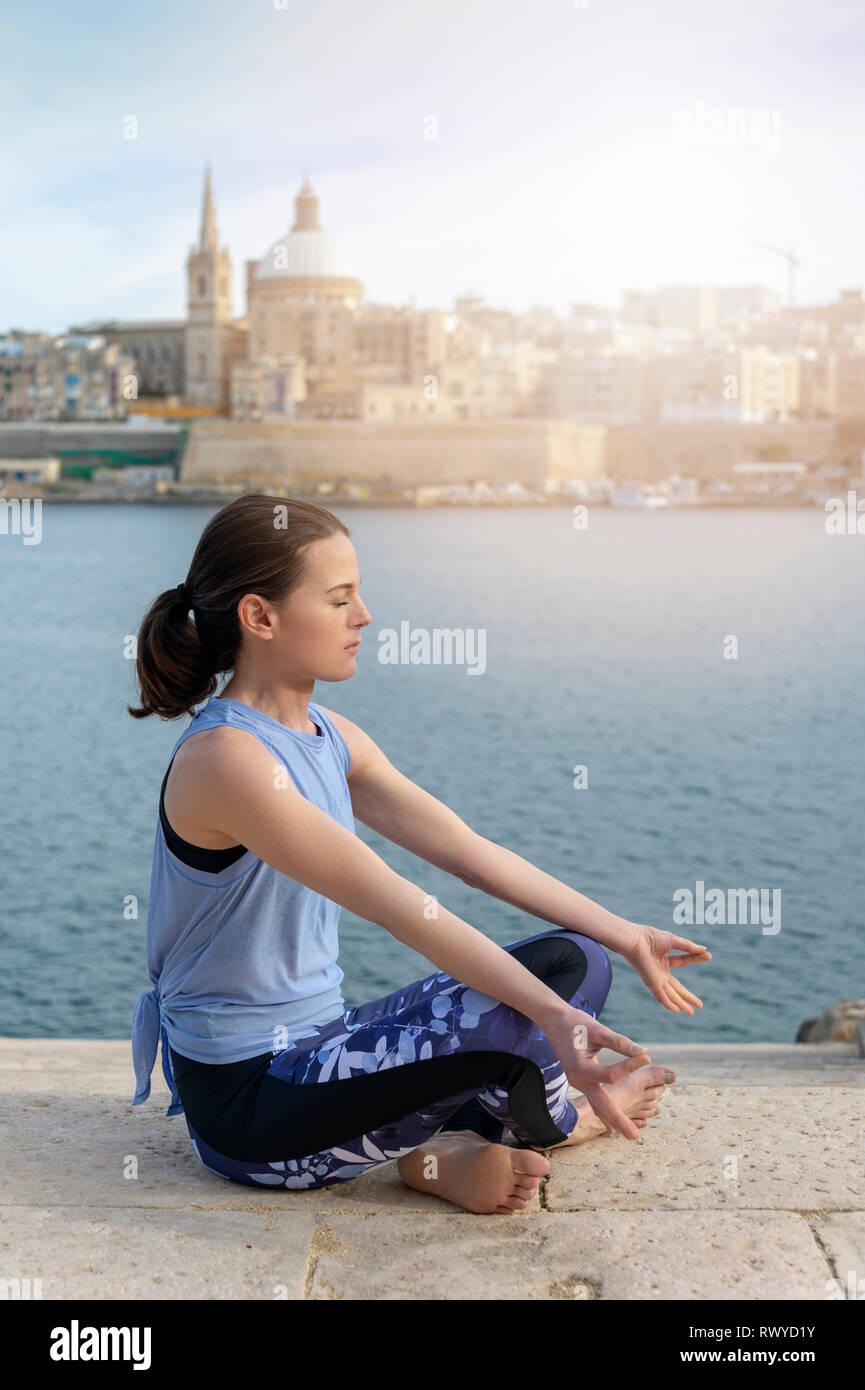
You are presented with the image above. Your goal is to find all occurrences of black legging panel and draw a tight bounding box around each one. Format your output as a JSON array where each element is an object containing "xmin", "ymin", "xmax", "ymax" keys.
[{"xmin": 170, "ymin": 933, "xmax": 598, "ymax": 1160}]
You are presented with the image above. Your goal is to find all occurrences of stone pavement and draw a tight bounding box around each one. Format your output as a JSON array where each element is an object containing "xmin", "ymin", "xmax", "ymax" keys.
[{"xmin": 1, "ymin": 1039, "xmax": 863, "ymax": 1300}]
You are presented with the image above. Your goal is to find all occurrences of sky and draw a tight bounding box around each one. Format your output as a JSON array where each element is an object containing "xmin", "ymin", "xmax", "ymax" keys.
[{"xmin": 2, "ymin": 0, "xmax": 864, "ymax": 332}]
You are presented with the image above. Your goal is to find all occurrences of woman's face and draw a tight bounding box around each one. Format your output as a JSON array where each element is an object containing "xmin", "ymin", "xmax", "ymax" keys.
[{"xmin": 255, "ymin": 531, "xmax": 372, "ymax": 681}]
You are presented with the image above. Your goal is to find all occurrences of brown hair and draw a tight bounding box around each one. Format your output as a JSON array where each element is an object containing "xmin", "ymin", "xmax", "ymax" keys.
[{"xmin": 128, "ymin": 493, "xmax": 351, "ymax": 720}]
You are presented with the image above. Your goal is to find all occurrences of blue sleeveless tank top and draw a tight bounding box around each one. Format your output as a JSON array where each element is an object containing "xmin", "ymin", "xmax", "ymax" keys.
[{"xmin": 131, "ymin": 694, "xmax": 354, "ymax": 1117}]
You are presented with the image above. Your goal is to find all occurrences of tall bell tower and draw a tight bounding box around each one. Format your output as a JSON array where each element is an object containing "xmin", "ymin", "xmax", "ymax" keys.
[{"xmin": 184, "ymin": 163, "xmax": 233, "ymax": 408}]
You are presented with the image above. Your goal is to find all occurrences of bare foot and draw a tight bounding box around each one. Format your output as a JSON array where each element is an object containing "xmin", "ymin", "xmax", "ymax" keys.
[
  {"xmin": 396, "ymin": 1130, "xmax": 551, "ymax": 1214},
  {"xmin": 538, "ymin": 1064, "xmax": 677, "ymax": 1149}
]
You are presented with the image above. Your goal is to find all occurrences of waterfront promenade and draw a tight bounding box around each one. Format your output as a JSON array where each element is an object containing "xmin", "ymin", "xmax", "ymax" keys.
[{"xmin": 2, "ymin": 1037, "xmax": 863, "ymax": 1300}]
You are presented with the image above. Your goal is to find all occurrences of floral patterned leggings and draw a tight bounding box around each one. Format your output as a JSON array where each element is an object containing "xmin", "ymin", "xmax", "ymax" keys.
[{"xmin": 174, "ymin": 926, "xmax": 612, "ymax": 1190}]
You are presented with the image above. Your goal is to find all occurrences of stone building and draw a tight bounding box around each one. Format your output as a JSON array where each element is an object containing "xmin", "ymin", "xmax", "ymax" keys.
[
  {"xmin": 66, "ymin": 319, "xmax": 186, "ymax": 399},
  {"xmin": 181, "ymin": 417, "xmax": 608, "ymax": 492},
  {"xmin": 184, "ymin": 164, "xmax": 248, "ymax": 409},
  {"xmin": 0, "ymin": 331, "xmax": 138, "ymax": 421},
  {"xmin": 240, "ymin": 178, "xmax": 361, "ymax": 417},
  {"xmin": 238, "ymin": 178, "xmax": 459, "ymax": 421},
  {"xmin": 70, "ymin": 166, "xmax": 247, "ymax": 410}
]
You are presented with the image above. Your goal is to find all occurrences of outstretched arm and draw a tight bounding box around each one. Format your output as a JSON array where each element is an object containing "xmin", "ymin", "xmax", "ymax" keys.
[
  {"xmin": 182, "ymin": 722, "xmax": 652, "ymax": 1138},
  {"xmin": 446, "ymin": 836, "xmax": 712, "ymax": 1015},
  {"xmin": 322, "ymin": 705, "xmax": 712, "ymax": 1014},
  {"xmin": 325, "ymin": 703, "xmax": 640, "ymax": 950}
]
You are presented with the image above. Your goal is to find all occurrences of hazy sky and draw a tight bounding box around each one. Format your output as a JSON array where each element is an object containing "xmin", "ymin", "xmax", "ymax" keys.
[{"xmin": 2, "ymin": 0, "xmax": 863, "ymax": 332}]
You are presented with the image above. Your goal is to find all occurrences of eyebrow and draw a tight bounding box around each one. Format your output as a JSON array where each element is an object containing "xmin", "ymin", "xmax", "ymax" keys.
[{"xmin": 326, "ymin": 579, "xmax": 361, "ymax": 593}]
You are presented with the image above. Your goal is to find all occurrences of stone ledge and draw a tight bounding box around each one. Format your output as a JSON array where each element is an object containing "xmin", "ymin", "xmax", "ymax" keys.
[
  {"xmin": 544, "ymin": 1086, "xmax": 865, "ymax": 1212},
  {"xmin": 2, "ymin": 1038, "xmax": 862, "ymax": 1300},
  {"xmin": 307, "ymin": 1210, "xmax": 837, "ymax": 1301},
  {"xmin": 0, "ymin": 1205, "xmax": 319, "ymax": 1301},
  {"xmin": 0, "ymin": 1206, "xmax": 843, "ymax": 1301}
]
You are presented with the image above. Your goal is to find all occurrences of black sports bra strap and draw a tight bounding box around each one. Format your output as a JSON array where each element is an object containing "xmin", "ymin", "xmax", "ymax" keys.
[{"xmin": 159, "ymin": 754, "xmax": 249, "ymax": 873}]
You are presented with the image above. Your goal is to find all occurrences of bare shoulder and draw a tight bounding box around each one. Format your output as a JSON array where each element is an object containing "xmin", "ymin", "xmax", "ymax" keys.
[
  {"xmin": 165, "ymin": 724, "xmax": 274, "ymax": 847},
  {"xmin": 171, "ymin": 721, "xmax": 279, "ymax": 790},
  {"xmin": 314, "ymin": 704, "xmax": 382, "ymax": 780},
  {"xmin": 171, "ymin": 722, "xmax": 263, "ymax": 773}
]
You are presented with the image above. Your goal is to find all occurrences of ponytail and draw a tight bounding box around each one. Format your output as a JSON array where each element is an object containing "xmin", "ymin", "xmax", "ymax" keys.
[{"xmin": 127, "ymin": 493, "xmax": 350, "ymax": 720}]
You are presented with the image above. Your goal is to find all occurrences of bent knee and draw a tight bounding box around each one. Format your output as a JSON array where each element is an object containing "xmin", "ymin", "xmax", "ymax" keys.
[{"xmin": 567, "ymin": 932, "xmax": 611, "ymax": 972}]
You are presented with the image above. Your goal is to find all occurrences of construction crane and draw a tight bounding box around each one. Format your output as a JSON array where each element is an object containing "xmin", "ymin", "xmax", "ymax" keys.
[{"xmin": 758, "ymin": 242, "xmax": 801, "ymax": 307}]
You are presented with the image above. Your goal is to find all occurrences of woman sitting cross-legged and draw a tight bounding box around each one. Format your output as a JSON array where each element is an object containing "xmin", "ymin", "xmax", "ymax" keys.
[{"xmin": 129, "ymin": 494, "xmax": 711, "ymax": 1214}]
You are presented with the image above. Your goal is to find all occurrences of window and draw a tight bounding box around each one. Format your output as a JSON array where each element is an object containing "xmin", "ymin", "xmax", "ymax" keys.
[{"xmin": 198, "ymin": 276, "xmax": 206, "ymax": 297}]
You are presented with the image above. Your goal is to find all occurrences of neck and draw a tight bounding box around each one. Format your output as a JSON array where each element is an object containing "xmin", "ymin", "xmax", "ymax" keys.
[{"xmin": 217, "ymin": 680, "xmax": 316, "ymax": 732}]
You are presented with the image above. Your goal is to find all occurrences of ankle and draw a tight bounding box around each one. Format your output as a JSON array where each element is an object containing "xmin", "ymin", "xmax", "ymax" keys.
[
  {"xmin": 544, "ymin": 1100, "xmax": 604, "ymax": 1150},
  {"xmin": 436, "ymin": 1128, "xmax": 490, "ymax": 1142}
]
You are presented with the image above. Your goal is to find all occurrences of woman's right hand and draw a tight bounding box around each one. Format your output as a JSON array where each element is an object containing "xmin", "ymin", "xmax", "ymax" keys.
[{"xmin": 543, "ymin": 1004, "xmax": 652, "ymax": 1140}]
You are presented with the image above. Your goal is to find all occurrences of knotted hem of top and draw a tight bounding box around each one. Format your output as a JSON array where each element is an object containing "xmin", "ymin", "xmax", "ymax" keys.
[
  {"xmin": 131, "ymin": 987, "xmax": 184, "ymax": 1118},
  {"xmin": 131, "ymin": 984, "xmax": 349, "ymax": 1120}
]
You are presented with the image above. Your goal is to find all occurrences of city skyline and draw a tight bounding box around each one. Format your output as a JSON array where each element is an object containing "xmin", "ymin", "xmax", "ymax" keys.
[{"xmin": 3, "ymin": 0, "xmax": 865, "ymax": 332}]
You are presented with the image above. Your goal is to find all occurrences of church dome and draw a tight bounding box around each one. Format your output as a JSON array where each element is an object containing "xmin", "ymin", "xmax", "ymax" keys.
[{"xmin": 255, "ymin": 179, "xmax": 359, "ymax": 282}]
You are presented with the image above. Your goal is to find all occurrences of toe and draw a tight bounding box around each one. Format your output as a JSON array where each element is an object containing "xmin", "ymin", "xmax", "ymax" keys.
[
  {"xmin": 513, "ymin": 1176, "xmax": 540, "ymax": 1193},
  {"xmin": 511, "ymin": 1182, "xmax": 539, "ymax": 1201},
  {"xmin": 648, "ymin": 1066, "xmax": 673, "ymax": 1085},
  {"xmin": 514, "ymin": 1151, "xmax": 551, "ymax": 1177},
  {"xmin": 500, "ymin": 1195, "xmax": 531, "ymax": 1211}
]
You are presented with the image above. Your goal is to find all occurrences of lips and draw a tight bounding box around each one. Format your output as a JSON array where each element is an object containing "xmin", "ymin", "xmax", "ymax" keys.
[{"xmin": 345, "ymin": 640, "xmax": 361, "ymax": 651}]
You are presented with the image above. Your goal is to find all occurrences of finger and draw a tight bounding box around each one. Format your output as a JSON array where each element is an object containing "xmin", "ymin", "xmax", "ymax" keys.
[
  {"xmin": 661, "ymin": 984, "xmax": 681, "ymax": 1013},
  {"xmin": 589, "ymin": 1026, "xmax": 651, "ymax": 1059},
  {"xmin": 592, "ymin": 1052, "xmax": 653, "ymax": 1084},
  {"xmin": 646, "ymin": 975, "xmax": 682, "ymax": 1011},
  {"xmin": 668, "ymin": 976, "xmax": 703, "ymax": 1009},
  {"xmin": 667, "ymin": 949, "xmax": 712, "ymax": 968},
  {"xmin": 650, "ymin": 977, "xmax": 679, "ymax": 1009},
  {"xmin": 668, "ymin": 934, "xmax": 710, "ymax": 954},
  {"xmin": 662, "ymin": 979, "xmax": 692, "ymax": 1013},
  {"xmin": 583, "ymin": 1085, "xmax": 641, "ymax": 1141}
]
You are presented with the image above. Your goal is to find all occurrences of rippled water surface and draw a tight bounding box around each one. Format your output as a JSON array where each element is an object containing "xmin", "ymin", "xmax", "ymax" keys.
[{"xmin": 2, "ymin": 502, "xmax": 863, "ymax": 1045}]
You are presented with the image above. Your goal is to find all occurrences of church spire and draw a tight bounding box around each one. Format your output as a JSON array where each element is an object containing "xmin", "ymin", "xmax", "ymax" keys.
[
  {"xmin": 199, "ymin": 162, "xmax": 219, "ymax": 251},
  {"xmin": 291, "ymin": 175, "xmax": 322, "ymax": 232}
]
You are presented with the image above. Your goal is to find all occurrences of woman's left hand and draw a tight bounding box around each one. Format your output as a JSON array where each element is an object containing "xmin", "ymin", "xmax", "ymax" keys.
[{"xmin": 621, "ymin": 924, "xmax": 712, "ymax": 1013}]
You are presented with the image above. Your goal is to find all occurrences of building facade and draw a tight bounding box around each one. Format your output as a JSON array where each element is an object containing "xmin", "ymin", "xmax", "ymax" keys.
[
  {"xmin": 185, "ymin": 164, "xmax": 247, "ymax": 409},
  {"xmin": 0, "ymin": 332, "xmax": 138, "ymax": 421},
  {"xmin": 66, "ymin": 320, "xmax": 186, "ymax": 398}
]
